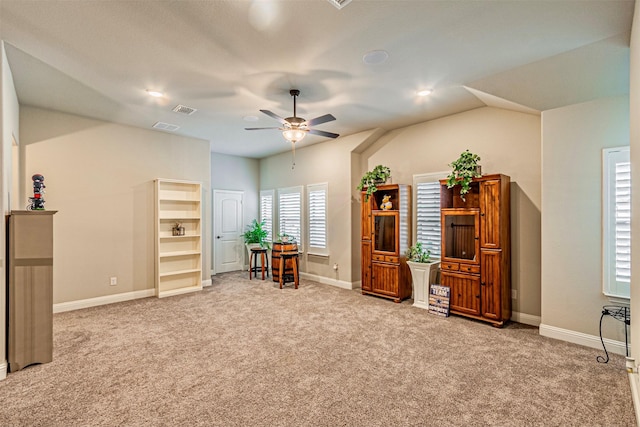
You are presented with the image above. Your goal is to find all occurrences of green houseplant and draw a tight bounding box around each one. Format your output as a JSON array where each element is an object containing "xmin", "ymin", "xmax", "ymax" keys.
[
  {"xmin": 405, "ymin": 242, "xmax": 431, "ymax": 263},
  {"xmin": 243, "ymin": 219, "xmax": 270, "ymax": 249},
  {"xmin": 445, "ymin": 149, "xmax": 481, "ymax": 201},
  {"xmin": 405, "ymin": 242, "xmax": 441, "ymax": 310},
  {"xmin": 357, "ymin": 164, "xmax": 391, "ymax": 201}
]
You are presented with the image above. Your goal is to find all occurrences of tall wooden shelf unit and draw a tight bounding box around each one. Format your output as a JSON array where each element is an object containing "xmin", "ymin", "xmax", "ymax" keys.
[
  {"xmin": 7, "ymin": 210, "xmax": 57, "ymax": 372},
  {"xmin": 360, "ymin": 184, "xmax": 412, "ymax": 303},
  {"xmin": 439, "ymin": 174, "xmax": 511, "ymax": 326},
  {"xmin": 155, "ymin": 179, "xmax": 203, "ymax": 298}
]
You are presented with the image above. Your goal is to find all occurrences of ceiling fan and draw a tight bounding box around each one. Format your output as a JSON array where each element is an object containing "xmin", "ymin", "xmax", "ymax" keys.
[{"xmin": 245, "ymin": 89, "xmax": 339, "ymax": 143}]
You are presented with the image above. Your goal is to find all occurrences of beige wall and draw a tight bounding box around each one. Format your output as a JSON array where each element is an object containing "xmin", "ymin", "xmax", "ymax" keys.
[
  {"xmin": 541, "ymin": 95, "xmax": 629, "ymax": 341},
  {"xmin": 1, "ymin": 41, "xmax": 20, "ymax": 379},
  {"xmin": 630, "ymin": 3, "xmax": 639, "ymax": 364},
  {"xmin": 20, "ymin": 106, "xmax": 211, "ymax": 304},
  {"xmin": 363, "ymin": 107, "xmax": 542, "ymax": 318}
]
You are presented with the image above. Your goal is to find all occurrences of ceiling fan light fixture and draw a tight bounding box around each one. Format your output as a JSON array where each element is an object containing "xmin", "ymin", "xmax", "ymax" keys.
[{"xmin": 282, "ymin": 129, "xmax": 307, "ymax": 143}]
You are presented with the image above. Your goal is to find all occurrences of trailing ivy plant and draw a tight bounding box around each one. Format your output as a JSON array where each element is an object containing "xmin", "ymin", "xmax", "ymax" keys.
[
  {"xmin": 406, "ymin": 242, "xmax": 432, "ymax": 263},
  {"xmin": 445, "ymin": 149, "xmax": 482, "ymax": 201},
  {"xmin": 357, "ymin": 164, "xmax": 391, "ymax": 201}
]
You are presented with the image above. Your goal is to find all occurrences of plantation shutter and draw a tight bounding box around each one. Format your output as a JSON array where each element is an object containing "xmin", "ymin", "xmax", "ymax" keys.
[
  {"xmin": 415, "ymin": 181, "xmax": 442, "ymax": 259},
  {"xmin": 278, "ymin": 187, "xmax": 303, "ymax": 248},
  {"xmin": 308, "ymin": 183, "xmax": 328, "ymax": 254},
  {"xmin": 259, "ymin": 190, "xmax": 274, "ymax": 242},
  {"xmin": 615, "ymin": 161, "xmax": 631, "ymax": 284}
]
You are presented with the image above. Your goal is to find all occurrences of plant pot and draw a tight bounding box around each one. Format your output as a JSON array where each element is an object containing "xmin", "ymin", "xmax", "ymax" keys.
[{"xmin": 407, "ymin": 260, "xmax": 441, "ymax": 310}]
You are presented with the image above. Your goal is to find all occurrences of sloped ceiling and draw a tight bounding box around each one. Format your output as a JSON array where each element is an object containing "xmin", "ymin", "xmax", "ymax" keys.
[{"xmin": 0, "ymin": 0, "xmax": 634, "ymax": 158}]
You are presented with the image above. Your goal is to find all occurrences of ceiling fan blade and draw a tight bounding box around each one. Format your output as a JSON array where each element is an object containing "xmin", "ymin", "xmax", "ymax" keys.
[
  {"xmin": 306, "ymin": 114, "xmax": 336, "ymax": 126},
  {"xmin": 244, "ymin": 127, "xmax": 281, "ymax": 130},
  {"xmin": 308, "ymin": 129, "xmax": 340, "ymax": 138},
  {"xmin": 260, "ymin": 109, "xmax": 287, "ymax": 125}
]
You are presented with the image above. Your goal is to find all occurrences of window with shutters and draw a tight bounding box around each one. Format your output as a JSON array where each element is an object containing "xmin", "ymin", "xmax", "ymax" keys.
[
  {"xmin": 413, "ymin": 172, "xmax": 446, "ymax": 259},
  {"xmin": 260, "ymin": 190, "xmax": 274, "ymax": 243},
  {"xmin": 603, "ymin": 147, "xmax": 631, "ymax": 299},
  {"xmin": 278, "ymin": 186, "xmax": 303, "ymax": 250},
  {"xmin": 307, "ymin": 183, "xmax": 328, "ymax": 255}
]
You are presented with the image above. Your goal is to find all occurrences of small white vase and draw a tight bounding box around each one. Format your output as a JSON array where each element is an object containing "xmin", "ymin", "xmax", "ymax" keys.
[{"xmin": 407, "ymin": 260, "xmax": 441, "ymax": 310}]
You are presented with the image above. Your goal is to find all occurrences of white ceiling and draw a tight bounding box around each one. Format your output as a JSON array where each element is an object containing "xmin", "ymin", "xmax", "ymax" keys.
[{"xmin": 0, "ymin": 0, "xmax": 634, "ymax": 158}]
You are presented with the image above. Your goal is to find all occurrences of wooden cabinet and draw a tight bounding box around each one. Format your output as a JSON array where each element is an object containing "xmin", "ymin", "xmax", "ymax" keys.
[
  {"xmin": 440, "ymin": 174, "xmax": 510, "ymax": 326},
  {"xmin": 7, "ymin": 210, "xmax": 57, "ymax": 372},
  {"xmin": 360, "ymin": 184, "xmax": 412, "ymax": 302},
  {"xmin": 155, "ymin": 179, "xmax": 203, "ymax": 298}
]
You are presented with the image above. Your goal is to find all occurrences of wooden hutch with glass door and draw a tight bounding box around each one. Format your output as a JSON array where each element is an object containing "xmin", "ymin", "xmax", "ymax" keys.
[
  {"xmin": 361, "ymin": 184, "xmax": 412, "ymax": 302},
  {"xmin": 439, "ymin": 174, "xmax": 511, "ymax": 326}
]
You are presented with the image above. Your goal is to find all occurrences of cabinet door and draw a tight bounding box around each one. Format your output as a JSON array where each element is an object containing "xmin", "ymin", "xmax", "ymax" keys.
[
  {"xmin": 371, "ymin": 262, "xmax": 399, "ymax": 297},
  {"xmin": 361, "ymin": 241, "xmax": 372, "ymax": 291},
  {"xmin": 442, "ymin": 271, "xmax": 480, "ymax": 316},
  {"xmin": 480, "ymin": 180, "xmax": 501, "ymax": 249},
  {"xmin": 481, "ymin": 249, "xmax": 503, "ymax": 321},
  {"xmin": 372, "ymin": 211, "xmax": 399, "ymax": 256},
  {"xmin": 361, "ymin": 192, "xmax": 372, "ymax": 240}
]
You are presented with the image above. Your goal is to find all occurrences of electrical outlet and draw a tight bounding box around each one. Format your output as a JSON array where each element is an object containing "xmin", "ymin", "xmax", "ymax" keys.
[
  {"xmin": 333, "ymin": 263, "xmax": 338, "ymax": 271},
  {"xmin": 511, "ymin": 289, "xmax": 517, "ymax": 300},
  {"xmin": 110, "ymin": 277, "xmax": 117, "ymax": 286}
]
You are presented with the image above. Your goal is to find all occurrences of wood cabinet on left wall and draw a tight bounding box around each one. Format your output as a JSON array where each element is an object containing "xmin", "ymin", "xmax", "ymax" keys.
[{"xmin": 155, "ymin": 179, "xmax": 203, "ymax": 298}]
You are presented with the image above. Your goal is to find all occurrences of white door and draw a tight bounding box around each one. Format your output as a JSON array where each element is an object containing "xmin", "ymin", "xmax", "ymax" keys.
[{"xmin": 213, "ymin": 190, "xmax": 244, "ymax": 273}]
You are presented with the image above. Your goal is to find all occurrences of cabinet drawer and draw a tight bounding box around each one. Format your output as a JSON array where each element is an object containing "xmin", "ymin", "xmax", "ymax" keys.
[
  {"xmin": 385, "ymin": 256, "xmax": 399, "ymax": 263},
  {"xmin": 372, "ymin": 254, "xmax": 385, "ymax": 262},
  {"xmin": 441, "ymin": 262, "xmax": 459, "ymax": 271},
  {"xmin": 459, "ymin": 264, "xmax": 480, "ymax": 274}
]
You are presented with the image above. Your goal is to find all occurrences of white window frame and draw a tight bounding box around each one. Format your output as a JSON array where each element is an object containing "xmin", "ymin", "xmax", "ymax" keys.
[
  {"xmin": 307, "ymin": 182, "xmax": 329, "ymax": 256},
  {"xmin": 413, "ymin": 172, "xmax": 447, "ymax": 260},
  {"xmin": 278, "ymin": 186, "xmax": 303, "ymax": 251},
  {"xmin": 260, "ymin": 190, "xmax": 274, "ymax": 243},
  {"xmin": 603, "ymin": 146, "xmax": 631, "ymax": 300}
]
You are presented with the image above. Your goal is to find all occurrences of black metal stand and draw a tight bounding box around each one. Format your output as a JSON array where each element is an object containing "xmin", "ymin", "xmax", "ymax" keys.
[{"xmin": 597, "ymin": 305, "xmax": 630, "ymax": 363}]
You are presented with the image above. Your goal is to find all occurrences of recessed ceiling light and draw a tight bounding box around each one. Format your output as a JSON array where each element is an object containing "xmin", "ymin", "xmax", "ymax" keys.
[
  {"xmin": 146, "ymin": 89, "xmax": 164, "ymax": 98},
  {"xmin": 363, "ymin": 50, "xmax": 389, "ymax": 65},
  {"xmin": 243, "ymin": 115, "xmax": 259, "ymax": 122},
  {"xmin": 417, "ymin": 89, "xmax": 432, "ymax": 97}
]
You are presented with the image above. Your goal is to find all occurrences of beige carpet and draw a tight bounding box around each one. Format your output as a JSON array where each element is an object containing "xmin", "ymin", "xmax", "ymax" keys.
[{"xmin": 0, "ymin": 271, "xmax": 635, "ymax": 426}]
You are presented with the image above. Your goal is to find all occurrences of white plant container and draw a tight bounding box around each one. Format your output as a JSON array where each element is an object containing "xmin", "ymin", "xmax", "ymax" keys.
[{"xmin": 407, "ymin": 260, "xmax": 441, "ymax": 310}]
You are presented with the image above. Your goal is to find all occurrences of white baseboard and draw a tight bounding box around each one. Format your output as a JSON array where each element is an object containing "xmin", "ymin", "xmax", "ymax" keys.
[
  {"xmin": 627, "ymin": 361, "xmax": 640, "ymax": 424},
  {"xmin": 511, "ymin": 311, "xmax": 541, "ymax": 326},
  {"xmin": 0, "ymin": 361, "xmax": 7, "ymax": 380},
  {"xmin": 300, "ymin": 272, "xmax": 356, "ymax": 290},
  {"xmin": 202, "ymin": 279, "xmax": 212, "ymax": 287},
  {"xmin": 539, "ymin": 323, "xmax": 628, "ymax": 356},
  {"xmin": 53, "ymin": 289, "xmax": 156, "ymax": 313}
]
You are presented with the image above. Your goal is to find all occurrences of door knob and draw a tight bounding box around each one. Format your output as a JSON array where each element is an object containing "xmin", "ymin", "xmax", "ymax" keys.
[{"xmin": 216, "ymin": 235, "xmax": 222, "ymax": 239}]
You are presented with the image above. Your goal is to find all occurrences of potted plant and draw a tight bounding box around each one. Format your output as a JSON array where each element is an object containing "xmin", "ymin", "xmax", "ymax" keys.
[
  {"xmin": 277, "ymin": 232, "xmax": 295, "ymax": 243},
  {"xmin": 357, "ymin": 164, "xmax": 392, "ymax": 201},
  {"xmin": 243, "ymin": 219, "xmax": 270, "ymax": 249},
  {"xmin": 445, "ymin": 149, "xmax": 481, "ymax": 201},
  {"xmin": 405, "ymin": 242, "xmax": 441, "ymax": 310}
]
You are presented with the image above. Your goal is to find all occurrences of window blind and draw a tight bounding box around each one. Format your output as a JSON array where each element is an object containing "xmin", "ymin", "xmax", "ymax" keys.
[
  {"xmin": 415, "ymin": 181, "xmax": 442, "ymax": 259},
  {"xmin": 279, "ymin": 188, "xmax": 302, "ymax": 248},
  {"xmin": 614, "ymin": 161, "xmax": 631, "ymax": 284},
  {"xmin": 259, "ymin": 190, "xmax": 273, "ymax": 242},
  {"xmin": 308, "ymin": 184, "xmax": 328, "ymax": 254}
]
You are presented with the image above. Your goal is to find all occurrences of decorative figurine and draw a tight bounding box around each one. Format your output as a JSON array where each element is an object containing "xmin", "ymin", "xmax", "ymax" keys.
[
  {"xmin": 27, "ymin": 174, "xmax": 46, "ymax": 210},
  {"xmin": 172, "ymin": 222, "xmax": 185, "ymax": 236},
  {"xmin": 381, "ymin": 194, "xmax": 392, "ymax": 210}
]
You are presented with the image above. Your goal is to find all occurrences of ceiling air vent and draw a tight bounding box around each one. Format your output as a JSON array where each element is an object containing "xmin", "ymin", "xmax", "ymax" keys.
[
  {"xmin": 152, "ymin": 122, "xmax": 180, "ymax": 132},
  {"xmin": 327, "ymin": 0, "xmax": 352, "ymax": 9},
  {"xmin": 172, "ymin": 104, "xmax": 197, "ymax": 115}
]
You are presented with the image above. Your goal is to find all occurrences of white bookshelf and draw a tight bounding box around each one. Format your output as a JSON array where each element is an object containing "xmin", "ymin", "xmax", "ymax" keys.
[{"xmin": 155, "ymin": 179, "xmax": 203, "ymax": 298}]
